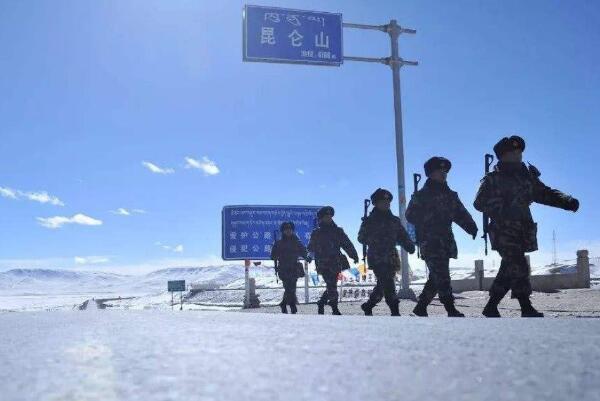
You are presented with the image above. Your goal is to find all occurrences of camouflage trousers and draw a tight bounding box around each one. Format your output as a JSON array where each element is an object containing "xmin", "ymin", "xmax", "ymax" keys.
[
  {"xmin": 489, "ymin": 251, "xmax": 532, "ymax": 299},
  {"xmin": 364, "ymin": 264, "xmax": 398, "ymax": 309},
  {"xmin": 418, "ymin": 258, "xmax": 454, "ymax": 305},
  {"xmin": 318, "ymin": 270, "xmax": 339, "ymax": 306},
  {"xmin": 281, "ymin": 278, "xmax": 298, "ymax": 306}
]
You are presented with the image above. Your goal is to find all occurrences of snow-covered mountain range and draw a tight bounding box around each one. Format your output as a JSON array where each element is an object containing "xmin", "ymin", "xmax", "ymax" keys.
[{"xmin": 0, "ymin": 265, "xmax": 274, "ymax": 295}]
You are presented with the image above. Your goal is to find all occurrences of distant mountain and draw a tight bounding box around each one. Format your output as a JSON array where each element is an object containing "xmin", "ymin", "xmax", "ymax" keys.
[{"xmin": 0, "ymin": 265, "xmax": 275, "ymax": 295}]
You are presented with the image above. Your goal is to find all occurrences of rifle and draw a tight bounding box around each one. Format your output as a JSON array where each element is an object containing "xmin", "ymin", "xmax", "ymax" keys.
[
  {"xmin": 482, "ymin": 154, "xmax": 495, "ymax": 255},
  {"xmin": 412, "ymin": 173, "xmax": 422, "ymax": 258},
  {"xmin": 272, "ymin": 230, "xmax": 279, "ymax": 283},
  {"xmin": 361, "ymin": 199, "xmax": 371, "ymax": 280}
]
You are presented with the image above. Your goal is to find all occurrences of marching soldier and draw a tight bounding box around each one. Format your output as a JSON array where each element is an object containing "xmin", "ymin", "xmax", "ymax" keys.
[
  {"xmin": 270, "ymin": 221, "xmax": 309, "ymax": 314},
  {"xmin": 358, "ymin": 189, "xmax": 415, "ymax": 316},
  {"xmin": 308, "ymin": 206, "xmax": 359, "ymax": 315},
  {"xmin": 406, "ymin": 157, "xmax": 478, "ymax": 317},
  {"xmin": 474, "ymin": 135, "xmax": 579, "ymax": 317}
]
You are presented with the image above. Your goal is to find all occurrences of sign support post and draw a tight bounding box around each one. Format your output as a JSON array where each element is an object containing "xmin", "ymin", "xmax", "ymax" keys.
[
  {"xmin": 244, "ymin": 259, "xmax": 251, "ymax": 309},
  {"xmin": 304, "ymin": 260, "xmax": 310, "ymax": 304},
  {"xmin": 342, "ymin": 20, "xmax": 417, "ymax": 299}
]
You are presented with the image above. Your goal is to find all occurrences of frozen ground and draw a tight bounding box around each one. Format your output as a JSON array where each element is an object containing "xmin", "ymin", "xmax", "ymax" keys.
[
  {"xmin": 0, "ymin": 263, "xmax": 597, "ymax": 311},
  {"xmin": 0, "ymin": 310, "xmax": 599, "ymax": 401}
]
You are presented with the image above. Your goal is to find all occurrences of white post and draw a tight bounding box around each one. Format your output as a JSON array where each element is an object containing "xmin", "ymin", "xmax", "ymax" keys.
[
  {"xmin": 577, "ymin": 249, "xmax": 590, "ymax": 288},
  {"xmin": 475, "ymin": 260, "xmax": 484, "ymax": 291}
]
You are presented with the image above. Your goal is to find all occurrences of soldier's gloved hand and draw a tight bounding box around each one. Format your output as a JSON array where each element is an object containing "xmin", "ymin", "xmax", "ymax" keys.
[
  {"xmin": 306, "ymin": 256, "xmax": 313, "ymax": 264},
  {"xmin": 353, "ymin": 258, "xmax": 359, "ymax": 264},
  {"xmin": 566, "ymin": 198, "xmax": 580, "ymax": 212},
  {"xmin": 406, "ymin": 242, "xmax": 416, "ymax": 255}
]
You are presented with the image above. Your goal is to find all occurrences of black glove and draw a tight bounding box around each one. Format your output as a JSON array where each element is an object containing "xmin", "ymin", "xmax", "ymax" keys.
[
  {"xmin": 353, "ymin": 258, "xmax": 359, "ymax": 264},
  {"xmin": 471, "ymin": 228, "xmax": 479, "ymax": 240},
  {"xmin": 566, "ymin": 198, "xmax": 579, "ymax": 212},
  {"xmin": 306, "ymin": 256, "xmax": 313, "ymax": 264},
  {"xmin": 406, "ymin": 242, "xmax": 416, "ymax": 255}
]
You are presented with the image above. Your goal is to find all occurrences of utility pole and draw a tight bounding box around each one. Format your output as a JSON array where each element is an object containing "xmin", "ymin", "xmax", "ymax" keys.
[{"xmin": 343, "ymin": 20, "xmax": 417, "ymax": 298}]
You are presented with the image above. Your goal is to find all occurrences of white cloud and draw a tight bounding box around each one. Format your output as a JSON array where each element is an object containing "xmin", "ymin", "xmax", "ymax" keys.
[
  {"xmin": 74, "ymin": 256, "xmax": 110, "ymax": 265},
  {"xmin": 0, "ymin": 187, "xmax": 18, "ymax": 199},
  {"xmin": 184, "ymin": 156, "xmax": 220, "ymax": 176},
  {"xmin": 0, "ymin": 186, "xmax": 64, "ymax": 206},
  {"xmin": 23, "ymin": 191, "xmax": 64, "ymax": 206},
  {"xmin": 296, "ymin": 169, "xmax": 305, "ymax": 175},
  {"xmin": 142, "ymin": 161, "xmax": 174, "ymax": 175},
  {"xmin": 156, "ymin": 242, "xmax": 184, "ymax": 253},
  {"xmin": 37, "ymin": 213, "xmax": 103, "ymax": 229},
  {"xmin": 110, "ymin": 208, "xmax": 146, "ymax": 216}
]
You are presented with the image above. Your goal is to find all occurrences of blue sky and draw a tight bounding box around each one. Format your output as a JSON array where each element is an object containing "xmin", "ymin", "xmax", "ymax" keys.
[{"xmin": 1, "ymin": 1, "xmax": 598, "ymax": 273}]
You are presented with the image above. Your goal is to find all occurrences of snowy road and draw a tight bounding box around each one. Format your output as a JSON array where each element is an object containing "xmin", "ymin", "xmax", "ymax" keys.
[{"xmin": 1, "ymin": 311, "xmax": 599, "ymax": 401}]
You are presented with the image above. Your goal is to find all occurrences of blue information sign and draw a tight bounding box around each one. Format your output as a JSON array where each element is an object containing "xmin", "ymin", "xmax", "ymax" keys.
[
  {"xmin": 243, "ymin": 5, "xmax": 343, "ymax": 66},
  {"xmin": 222, "ymin": 205, "xmax": 321, "ymax": 260}
]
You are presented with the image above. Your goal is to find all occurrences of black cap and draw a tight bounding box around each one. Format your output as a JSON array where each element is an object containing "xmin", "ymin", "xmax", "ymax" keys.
[
  {"xmin": 280, "ymin": 221, "xmax": 295, "ymax": 232},
  {"xmin": 493, "ymin": 135, "xmax": 526, "ymax": 158},
  {"xmin": 317, "ymin": 206, "xmax": 335, "ymax": 219},
  {"xmin": 424, "ymin": 157, "xmax": 452, "ymax": 177},
  {"xmin": 370, "ymin": 188, "xmax": 393, "ymax": 203}
]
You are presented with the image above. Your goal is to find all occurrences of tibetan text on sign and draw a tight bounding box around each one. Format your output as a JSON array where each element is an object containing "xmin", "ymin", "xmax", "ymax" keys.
[
  {"xmin": 222, "ymin": 205, "xmax": 321, "ymax": 260},
  {"xmin": 243, "ymin": 5, "xmax": 343, "ymax": 66}
]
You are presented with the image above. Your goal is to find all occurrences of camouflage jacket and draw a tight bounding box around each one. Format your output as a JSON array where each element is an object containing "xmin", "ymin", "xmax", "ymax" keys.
[
  {"xmin": 406, "ymin": 179, "xmax": 477, "ymax": 260},
  {"xmin": 307, "ymin": 222, "xmax": 358, "ymax": 274},
  {"xmin": 358, "ymin": 209, "xmax": 414, "ymax": 272},
  {"xmin": 271, "ymin": 235, "xmax": 307, "ymax": 279},
  {"xmin": 474, "ymin": 161, "xmax": 575, "ymax": 254}
]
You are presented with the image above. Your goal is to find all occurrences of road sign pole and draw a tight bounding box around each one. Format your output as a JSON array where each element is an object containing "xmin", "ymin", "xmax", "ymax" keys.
[
  {"xmin": 343, "ymin": 20, "xmax": 417, "ymax": 299},
  {"xmin": 388, "ymin": 20, "xmax": 413, "ymax": 300},
  {"xmin": 244, "ymin": 259, "xmax": 250, "ymax": 309}
]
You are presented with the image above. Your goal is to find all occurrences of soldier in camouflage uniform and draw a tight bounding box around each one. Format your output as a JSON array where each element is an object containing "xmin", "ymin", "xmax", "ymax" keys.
[
  {"xmin": 358, "ymin": 189, "xmax": 415, "ymax": 316},
  {"xmin": 308, "ymin": 206, "xmax": 359, "ymax": 315},
  {"xmin": 406, "ymin": 157, "xmax": 478, "ymax": 317},
  {"xmin": 474, "ymin": 135, "xmax": 579, "ymax": 318},
  {"xmin": 271, "ymin": 221, "xmax": 309, "ymax": 314}
]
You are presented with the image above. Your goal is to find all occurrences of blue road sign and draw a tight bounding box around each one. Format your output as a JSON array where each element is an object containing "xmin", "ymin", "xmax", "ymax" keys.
[
  {"xmin": 168, "ymin": 280, "xmax": 186, "ymax": 292},
  {"xmin": 222, "ymin": 205, "xmax": 321, "ymax": 260},
  {"xmin": 243, "ymin": 5, "xmax": 343, "ymax": 66}
]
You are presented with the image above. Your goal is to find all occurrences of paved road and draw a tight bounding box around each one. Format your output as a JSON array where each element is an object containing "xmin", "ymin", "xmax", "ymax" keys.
[{"xmin": 1, "ymin": 310, "xmax": 599, "ymax": 401}]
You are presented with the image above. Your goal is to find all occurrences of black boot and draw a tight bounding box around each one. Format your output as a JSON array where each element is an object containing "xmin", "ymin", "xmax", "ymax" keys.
[
  {"xmin": 280, "ymin": 301, "xmax": 288, "ymax": 314},
  {"xmin": 317, "ymin": 300, "xmax": 325, "ymax": 315},
  {"xmin": 361, "ymin": 302, "xmax": 373, "ymax": 316},
  {"xmin": 389, "ymin": 302, "xmax": 400, "ymax": 316},
  {"xmin": 290, "ymin": 302, "xmax": 297, "ymax": 314},
  {"xmin": 443, "ymin": 301, "xmax": 465, "ymax": 317},
  {"xmin": 482, "ymin": 294, "xmax": 503, "ymax": 318},
  {"xmin": 518, "ymin": 296, "xmax": 544, "ymax": 318},
  {"xmin": 412, "ymin": 300, "xmax": 428, "ymax": 317},
  {"xmin": 331, "ymin": 303, "xmax": 342, "ymax": 315}
]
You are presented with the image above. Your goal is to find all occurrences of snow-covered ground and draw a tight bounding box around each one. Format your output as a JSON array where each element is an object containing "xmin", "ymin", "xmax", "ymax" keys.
[
  {"xmin": 1, "ymin": 262, "xmax": 597, "ymax": 311},
  {"xmin": 0, "ymin": 310, "xmax": 599, "ymax": 401}
]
